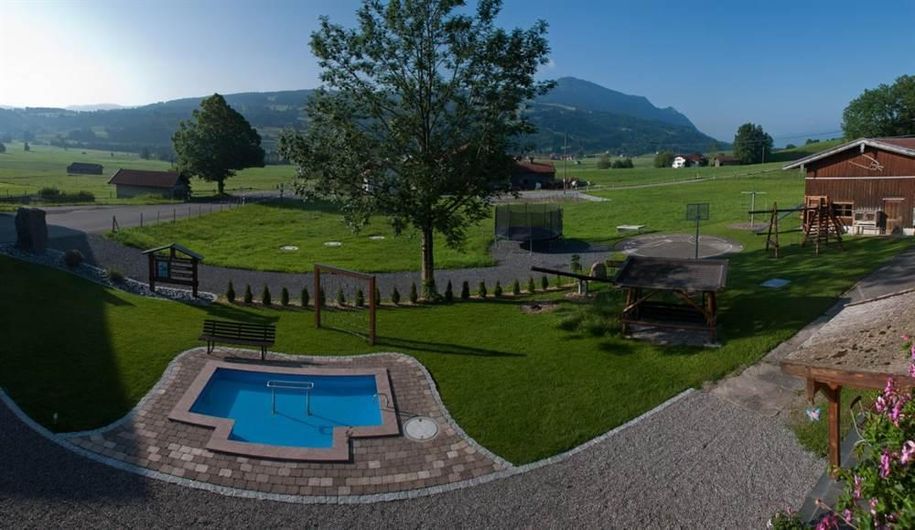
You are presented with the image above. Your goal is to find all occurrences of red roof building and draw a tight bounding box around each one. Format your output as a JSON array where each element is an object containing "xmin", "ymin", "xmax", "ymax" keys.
[{"xmin": 108, "ymin": 169, "xmax": 188, "ymax": 199}]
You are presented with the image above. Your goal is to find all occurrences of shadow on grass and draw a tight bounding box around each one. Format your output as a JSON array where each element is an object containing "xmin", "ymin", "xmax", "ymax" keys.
[{"xmin": 375, "ymin": 335, "xmax": 525, "ymax": 358}]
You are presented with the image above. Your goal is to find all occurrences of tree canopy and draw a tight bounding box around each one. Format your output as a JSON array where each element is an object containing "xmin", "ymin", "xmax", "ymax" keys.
[
  {"xmin": 280, "ymin": 0, "xmax": 552, "ymax": 294},
  {"xmin": 172, "ymin": 94, "xmax": 265, "ymax": 194},
  {"xmin": 732, "ymin": 123, "xmax": 772, "ymax": 164},
  {"xmin": 842, "ymin": 75, "xmax": 915, "ymax": 139},
  {"xmin": 0, "ymin": 142, "xmax": 5, "ymax": 154},
  {"xmin": 654, "ymin": 151, "xmax": 674, "ymax": 168}
]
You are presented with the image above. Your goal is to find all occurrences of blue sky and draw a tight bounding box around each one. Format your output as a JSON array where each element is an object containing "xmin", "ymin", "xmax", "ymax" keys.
[{"xmin": 2, "ymin": 0, "xmax": 914, "ymax": 143}]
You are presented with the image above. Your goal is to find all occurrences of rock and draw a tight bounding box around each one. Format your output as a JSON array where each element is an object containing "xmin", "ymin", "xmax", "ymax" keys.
[
  {"xmin": 14, "ymin": 207, "xmax": 48, "ymax": 254},
  {"xmin": 590, "ymin": 261, "xmax": 607, "ymax": 279}
]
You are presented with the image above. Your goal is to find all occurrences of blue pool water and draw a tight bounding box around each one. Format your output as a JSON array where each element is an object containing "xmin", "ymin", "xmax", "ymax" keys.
[{"xmin": 190, "ymin": 368, "xmax": 382, "ymax": 448}]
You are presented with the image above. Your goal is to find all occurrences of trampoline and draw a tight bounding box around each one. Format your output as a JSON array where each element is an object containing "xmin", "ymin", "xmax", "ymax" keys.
[{"xmin": 494, "ymin": 203, "xmax": 563, "ymax": 243}]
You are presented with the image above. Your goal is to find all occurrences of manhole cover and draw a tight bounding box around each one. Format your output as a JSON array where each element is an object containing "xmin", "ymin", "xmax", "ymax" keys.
[
  {"xmin": 368, "ymin": 235, "xmax": 386, "ymax": 241},
  {"xmin": 404, "ymin": 416, "xmax": 438, "ymax": 441},
  {"xmin": 280, "ymin": 245, "xmax": 299, "ymax": 252},
  {"xmin": 324, "ymin": 241, "xmax": 343, "ymax": 247}
]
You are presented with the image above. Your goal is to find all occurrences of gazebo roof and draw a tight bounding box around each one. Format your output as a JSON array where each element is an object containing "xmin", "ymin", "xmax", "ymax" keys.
[
  {"xmin": 141, "ymin": 243, "xmax": 204, "ymax": 261},
  {"xmin": 614, "ymin": 256, "xmax": 728, "ymax": 292}
]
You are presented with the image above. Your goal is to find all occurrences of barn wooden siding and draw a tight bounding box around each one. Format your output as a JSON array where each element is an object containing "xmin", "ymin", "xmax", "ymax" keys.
[{"xmin": 804, "ymin": 146, "xmax": 915, "ymax": 227}]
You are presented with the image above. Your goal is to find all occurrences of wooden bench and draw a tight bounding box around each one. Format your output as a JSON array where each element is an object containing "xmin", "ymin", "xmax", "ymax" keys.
[{"xmin": 200, "ymin": 319, "xmax": 276, "ymax": 360}]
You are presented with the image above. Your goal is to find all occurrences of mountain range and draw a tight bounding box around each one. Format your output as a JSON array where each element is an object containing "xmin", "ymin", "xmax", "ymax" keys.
[{"xmin": 0, "ymin": 77, "xmax": 724, "ymax": 157}]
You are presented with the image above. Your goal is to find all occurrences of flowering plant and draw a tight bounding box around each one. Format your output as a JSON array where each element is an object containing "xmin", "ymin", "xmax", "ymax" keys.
[{"xmin": 817, "ymin": 340, "xmax": 915, "ymax": 529}]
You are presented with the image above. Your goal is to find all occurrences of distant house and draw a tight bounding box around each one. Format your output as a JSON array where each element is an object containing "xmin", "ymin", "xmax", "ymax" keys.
[
  {"xmin": 712, "ymin": 155, "xmax": 740, "ymax": 167},
  {"xmin": 672, "ymin": 153, "xmax": 707, "ymax": 168},
  {"xmin": 511, "ymin": 160, "xmax": 556, "ymax": 190},
  {"xmin": 67, "ymin": 162, "xmax": 103, "ymax": 175},
  {"xmin": 108, "ymin": 169, "xmax": 188, "ymax": 199}
]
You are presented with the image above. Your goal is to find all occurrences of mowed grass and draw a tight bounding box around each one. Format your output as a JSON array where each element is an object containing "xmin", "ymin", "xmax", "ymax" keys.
[
  {"xmin": 0, "ymin": 142, "xmax": 295, "ymax": 202},
  {"xmin": 112, "ymin": 201, "xmax": 494, "ymax": 273},
  {"xmin": 3, "ymin": 219, "xmax": 911, "ymax": 463}
]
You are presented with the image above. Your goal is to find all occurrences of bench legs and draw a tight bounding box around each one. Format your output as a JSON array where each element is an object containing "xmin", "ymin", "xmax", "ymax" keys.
[
  {"xmin": 261, "ymin": 346, "xmax": 266, "ymax": 361},
  {"xmin": 206, "ymin": 340, "xmax": 215, "ymax": 355}
]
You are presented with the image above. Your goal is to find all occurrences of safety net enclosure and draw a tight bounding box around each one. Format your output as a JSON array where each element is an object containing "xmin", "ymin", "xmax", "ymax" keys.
[{"xmin": 494, "ymin": 203, "xmax": 563, "ymax": 242}]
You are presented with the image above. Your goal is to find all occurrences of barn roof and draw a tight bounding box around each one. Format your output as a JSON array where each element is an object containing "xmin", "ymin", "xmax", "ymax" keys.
[
  {"xmin": 108, "ymin": 169, "xmax": 182, "ymax": 188},
  {"xmin": 67, "ymin": 162, "xmax": 103, "ymax": 170},
  {"xmin": 514, "ymin": 161, "xmax": 556, "ymax": 175},
  {"xmin": 782, "ymin": 137, "xmax": 915, "ymax": 170}
]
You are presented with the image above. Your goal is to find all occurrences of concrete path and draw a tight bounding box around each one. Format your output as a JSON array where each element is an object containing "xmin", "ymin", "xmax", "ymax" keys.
[{"xmin": 0, "ymin": 387, "xmax": 820, "ymax": 528}]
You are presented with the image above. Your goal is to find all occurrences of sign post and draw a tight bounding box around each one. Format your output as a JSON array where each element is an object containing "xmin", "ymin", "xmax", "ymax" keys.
[{"xmin": 685, "ymin": 203, "xmax": 710, "ymax": 259}]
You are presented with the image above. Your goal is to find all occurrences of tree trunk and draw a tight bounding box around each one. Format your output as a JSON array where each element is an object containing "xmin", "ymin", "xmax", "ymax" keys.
[
  {"xmin": 420, "ymin": 226, "xmax": 436, "ymax": 299},
  {"xmin": 217, "ymin": 178, "xmax": 225, "ymax": 195}
]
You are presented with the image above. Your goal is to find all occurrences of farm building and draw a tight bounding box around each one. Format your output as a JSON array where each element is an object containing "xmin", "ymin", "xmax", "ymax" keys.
[
  {"xmin": 511, "ymin": 160, "xmax": 556, "ymax": 190},
  {"xmin": 67, "ymin": 162, "xmax": 103, "ymax": 175},
  {"xmin": 712, "ymin": 155, "xmax": 740, "ymax": 167},
  {"xmin": 108, "ymin": 169, "xmax": 189, "ymax": 199},
  {"xmin": 783, "ymin": 137, "xmax": 915, "ymax": 235},
  {"xmin": 672, "ymin": 153, "xmax": 707, "ymax": 168}
]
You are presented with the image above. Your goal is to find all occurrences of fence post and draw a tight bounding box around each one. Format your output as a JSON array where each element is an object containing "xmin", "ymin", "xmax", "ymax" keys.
[
  {"xmin": 173, "ymin": 209, "xmax": 176, "ymax": 223},
  {"xmin": 157, "ymin": 211, "xmax": 160, "ymax": 224},
  {"xmin": 140, "ymin": 212, "xmax": 143, "ymax": 228}
]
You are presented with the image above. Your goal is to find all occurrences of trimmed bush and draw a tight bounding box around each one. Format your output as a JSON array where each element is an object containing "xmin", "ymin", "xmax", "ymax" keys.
[
  {"xmin": 512, "ymin": 279, "xmax": 521, "ymax": 296},
  {"xmin": 409, "ymin": 283, "xmax": 418, "ymax": 304},
  {"xmin": 281, "ymin": 287, "xmax": 290, "ymax": 307},
  {"xmin": 478, "ymin": 281, "xmax": 487, "ymax": 298},
  {"xmin": 541, "ymin": 276, "xmax": 549, "ymax": 291},
  {"xmin": 423, "ymin": 280, "xmax": 438, "ymax": 301},
  {"xmin": 336, "ymin": 287, "xmax": 346, "ymax": 306},
  {"xmin": 444, "ymin": 280, "xmax": 453, "ymax": 303},
  {"xmin": 554, "ymin": 275, "xmax": 562, "ymax": 288},
  {"xmin": 63, "ymin": 249, "xmax": 83, "ymax": 268},
  {"xmin": 244, "ymin": 284, "xmax": 253, "ymax": 304},
  {"xmin": 106, "ymin": 268, "xmax": 125, "ymax": 284},
  {"xmin": 355, "ymin": 288, "xmax": 365, "ymax": 307},
  {"xmin": 391, "ymin": 287, "xmax": 401, "ymax": 305},
  {"xmin": 460, "ymin": 281, "xmax": 470, "ymax": 300},
  {"xmin": 300, "ymin": 286, "xmax": 309, "ymax": 308},
  {"xmin": 493, "ymin": 281, "xmax": 503, "ymax": 298},
  {"xmin": 261, "ymin": 285, "xmax": 272, "ymax": 306},
  {"xmin": 528, "ymin": 276, "xmax": 536, "ymax": 293},
  {"xmin": 226, "ymin": 281, "xmax": 236, "ymax": 303}
]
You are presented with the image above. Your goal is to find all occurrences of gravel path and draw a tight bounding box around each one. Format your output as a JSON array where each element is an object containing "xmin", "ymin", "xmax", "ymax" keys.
[{"xmin": 0, "ymin": 389, "xmax": 820, "ymax": 528}]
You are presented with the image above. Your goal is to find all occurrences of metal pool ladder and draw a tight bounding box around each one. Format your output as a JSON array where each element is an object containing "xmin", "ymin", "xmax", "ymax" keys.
[{"xmin": 267, "ymin": 380, "xmax": 315, "ymax": 416}]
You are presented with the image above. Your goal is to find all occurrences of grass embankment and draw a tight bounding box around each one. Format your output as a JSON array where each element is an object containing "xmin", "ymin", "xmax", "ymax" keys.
[{"xmin": 3, "ymin": 221, "xmax": 911, "ymax": 463}]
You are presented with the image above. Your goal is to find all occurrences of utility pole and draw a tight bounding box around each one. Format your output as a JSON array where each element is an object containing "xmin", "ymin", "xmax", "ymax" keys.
[{"xmin": 742, "ymin": 191, "xmax": 767, "ymax": 227}]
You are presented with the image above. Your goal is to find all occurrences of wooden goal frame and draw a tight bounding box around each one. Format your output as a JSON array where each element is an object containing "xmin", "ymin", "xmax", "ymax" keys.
[{"xmin": 313, "ymin": 264, "xmax": 377, "ymax": 345}]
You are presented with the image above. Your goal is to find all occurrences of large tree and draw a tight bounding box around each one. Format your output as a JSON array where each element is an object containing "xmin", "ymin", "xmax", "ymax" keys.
[
  {"xmin": 843, "ymin": 75, "xmax": 915, "ymax": 139},
  {"xmin": 732, "ymin": 122, "xmax": 772, "ymax": 165},
  {"xmin": 172, "ymin": 94, "xmax": 265, "ymax": 194},
  {"xmin": 280, "ymin": 0, "xmax": 552, "ymax": 295}
]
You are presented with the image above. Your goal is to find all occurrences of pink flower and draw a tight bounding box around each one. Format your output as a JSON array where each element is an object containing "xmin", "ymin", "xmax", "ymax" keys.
[
  {"xmin": 842, "ymin": 508, "xmax": 854, "ymax": 524},
  {"xmin": 902, "ymin": 441, "xmax": 915, "ymax": 464},
  {"xmin": 890, "ymin": 400, "xmax": 906, "ymax": 426},
  {"xmin": 884, "ymin": 377, "xmax": 897, "ymax": 398},
  {"xmin": 853, "ymin": 475, "xmax": 863, "ymax": 499},
  {"xmin": 870, "ymin": 497, "xmax": 879, "ymax": 516},
  {"xmin": 903, "ymin": 335, "xmax": 911, "ymax": 341},
  {"xmin": 816, "ymin": 513, "xmax": 839, "ymax": 530},
  {"xmin": 876, "ymin": 395, "xmax": 888, "ymax": 413},
  {"xmin": 880, "ymin": 450, "xmax": 892, "ymax": 478},
  {"xmin": 909, "ymin": 362, "xmax": 915, "ymax": 378}
]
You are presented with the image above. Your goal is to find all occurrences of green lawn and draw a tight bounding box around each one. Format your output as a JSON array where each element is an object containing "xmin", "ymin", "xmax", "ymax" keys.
[
  {"xmin": 2, "ymin": 224, "xmax": 910, "ymax": 463},
  {"xmin": 0, "ymin": 142, "xmax": 295, "ymax": 202}
]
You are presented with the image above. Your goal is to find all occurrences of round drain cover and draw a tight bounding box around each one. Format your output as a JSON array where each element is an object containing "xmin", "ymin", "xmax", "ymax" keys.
[{"xmin": 404, "ymin": 416, "xmax": 438, "ymax": 441}]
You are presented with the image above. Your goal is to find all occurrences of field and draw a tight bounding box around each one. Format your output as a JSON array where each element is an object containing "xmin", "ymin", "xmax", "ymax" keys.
[{"xmin": 0, "ymin": 142, "xmax": 296, "ymax": 202}]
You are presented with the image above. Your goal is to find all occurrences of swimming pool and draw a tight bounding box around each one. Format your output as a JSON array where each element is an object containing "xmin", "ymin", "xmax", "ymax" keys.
[{"xmin": 169, "ymin": 361, "xmax": 399, "ymax": 461}]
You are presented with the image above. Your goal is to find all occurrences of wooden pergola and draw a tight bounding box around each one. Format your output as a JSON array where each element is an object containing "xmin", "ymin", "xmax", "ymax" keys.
[
  {"xmin": 782, "ymin": 346, "xmax": 915, "ymax": 473},
  {"xmin": 615, "ymin": 256, "xmax": 728, "ymax": 341},
  {"xmin": 142, "ymin": 243, "xmax": 203, "ymax": 297}
]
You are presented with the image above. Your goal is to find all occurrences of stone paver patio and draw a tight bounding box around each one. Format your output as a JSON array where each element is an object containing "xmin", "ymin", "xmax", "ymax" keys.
[{"xmin": 62, "ymin": 348, "xmax": 507, "ymax": 500}]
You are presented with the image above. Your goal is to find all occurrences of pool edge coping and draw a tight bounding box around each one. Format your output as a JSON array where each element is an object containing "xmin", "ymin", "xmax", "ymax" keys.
[{"xmin": 0, "ymin": 347, "xmax": 695, "ymax": 504}]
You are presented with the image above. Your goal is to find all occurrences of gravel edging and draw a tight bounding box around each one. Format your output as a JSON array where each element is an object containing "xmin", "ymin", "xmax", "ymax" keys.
[
  {"xmin": 1, "ymin": 244, "xmax": 216, "ymax": 304},
  {"xmin": 0, "ymin": 345, "xmax": 695, "ymax": 505}
]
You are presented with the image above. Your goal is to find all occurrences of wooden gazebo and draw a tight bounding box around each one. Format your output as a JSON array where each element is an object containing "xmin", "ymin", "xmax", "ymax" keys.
[
  {"xmin": 142, "ymin": 243, "xmax": 203, "ymax": 297},
  {"xmin": 614, "ymin": 256, "xmax": 728, "ymax": 341}
]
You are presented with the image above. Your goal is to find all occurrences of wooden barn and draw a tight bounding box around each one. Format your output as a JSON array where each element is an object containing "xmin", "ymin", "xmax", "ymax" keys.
[
  {"xmin": 67, "ymin": 162, "xmax": 103, "ymax": 175},
  {"xmin": 783, "ymin": 137, "xmax": 915, "ymax": 235},
  {"xmin": 511, "ymin": 160, "xmax": 556, "ymax": 190},
  {"xmin": 108, "ymin": 169, "xmax": 189, "ymax": 199}
]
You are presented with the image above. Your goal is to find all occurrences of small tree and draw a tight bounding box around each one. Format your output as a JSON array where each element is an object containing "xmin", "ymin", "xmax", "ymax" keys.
[
  {"xmin": 732, "ymin": 122, "xmax": 773, "ymax": 164},
  {"xmin": 261, "ymin": 285, "xmax": 272, "ymax": 306},
  {"xmin": 391, "ymin": 287, "xmax": 401, "ymax": 305},
  {"xmin": 140, "ymin": 146, "xmax": 151, "ymax": 160},
  {"xmin": 409, "ymin": 283, "xmax": 419, "ymax": 304},
  {"xmin": 226, "ymin": 281, "xmax": 236, "ymax": 303},
  {"xmin": 355, "ymin": 288, "xmax": 365, "ymax": 307},
  {"xmin": 172, "ymin": 94, "xmax": 265, "ymax": 194},
  {"xmin": 541, "ymin": 276, "xmax": 549, "ymax": 291},
  {"xmin": 653, "ymin": 151, "xmax": 674, "ymax": 168},
  {"xmin": 444, "ymin": 280, "xmax": 454, "ymax": 303},
  {"xmin": 554, "ymin": 274, "xmax": 562, "ymax": 288},
  {"xmin": 281, "ymin": 287, "xmax": 290, "ymax": 307},
  {"xmin": 494, "ymin": 281, "xmax": 503, "ymax": 298},
  {"xmin": 527, "ymin": 276, "xmax": 536, "ymax": 293},
  {"xmin": 512, "ymin": 279, "xmax": 521, "ymax": 296},
  {"xmin": 460, "ymin": 281, "xmax": 470, "ymax": 300},
  {"xmin": 336, "ymin": 287, "xmax": 346, "ymax": 306},
  {"xmin": 0, "ymin": 142, "xmax": 6, "ymax": 154},
  {"xmin": 596, "ymin": 153, "xmax": 611, "ymax": 169},
  {"xmin": 244, "ymin": 284, "xmax": 253, "ymax": 304},
  {"xmin": 300, "ymin": 286, "xmax": 310, "ymax": 308},
  {"xmin": 23, "ymin": 141, "xmax": 30, "ymax": 152},
  {"xmin": 478, "ymin": 281, "xmax": 487, "ymax": 299},
  {"xmin": 611, "ymin": 158, "xmax": 633, "ymax": 169}
]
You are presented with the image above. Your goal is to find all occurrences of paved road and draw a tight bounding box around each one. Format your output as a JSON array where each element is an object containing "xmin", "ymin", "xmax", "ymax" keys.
[{"xmin": 0, "ymin": 389, "xmax": 819, "ymax": 528}]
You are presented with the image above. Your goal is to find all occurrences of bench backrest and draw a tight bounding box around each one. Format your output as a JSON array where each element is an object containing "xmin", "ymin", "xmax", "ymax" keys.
[{"xmin": 202, "ymin": 319, "xmax": 276, "ymax": 343}]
